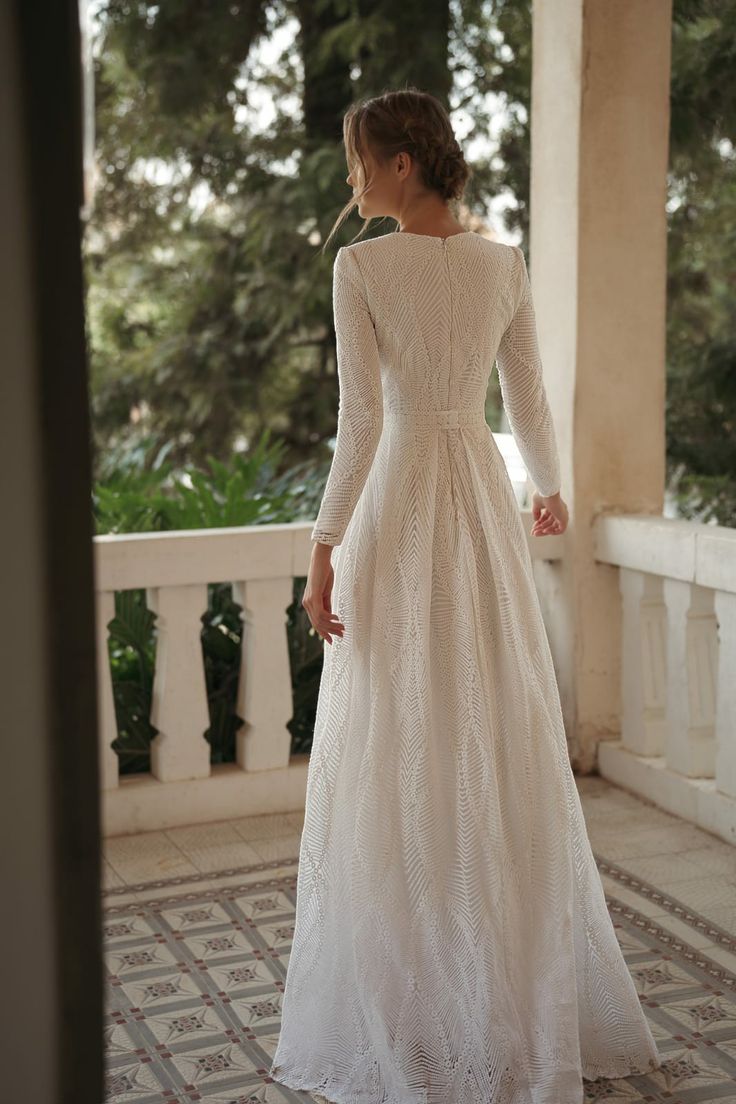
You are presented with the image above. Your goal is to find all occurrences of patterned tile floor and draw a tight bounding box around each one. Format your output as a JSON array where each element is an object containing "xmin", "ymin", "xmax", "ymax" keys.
[{"xmin": 102, "ymin": 774, "xmax": 736, "ymax": 1103}]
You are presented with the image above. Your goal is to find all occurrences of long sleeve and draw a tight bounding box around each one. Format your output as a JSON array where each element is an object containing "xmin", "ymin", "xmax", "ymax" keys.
[
  {"xmin": 310, "ymin": 246, "xmax": 384, "ymax": 546},
  {"xmin": 495, "ymin": 246, "xmax": 561, "ymax": 498}
]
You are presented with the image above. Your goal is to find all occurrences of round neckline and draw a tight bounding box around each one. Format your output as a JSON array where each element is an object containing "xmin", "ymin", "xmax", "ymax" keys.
[{"xmin": 395, "ymin": 230, "xmax": 475, "ymax": 242}]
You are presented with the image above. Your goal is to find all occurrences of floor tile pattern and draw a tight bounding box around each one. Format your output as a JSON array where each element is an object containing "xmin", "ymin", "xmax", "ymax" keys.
[{"xmin": 102, "ymin": 780, "xmax": 736, "ymax": 1104}]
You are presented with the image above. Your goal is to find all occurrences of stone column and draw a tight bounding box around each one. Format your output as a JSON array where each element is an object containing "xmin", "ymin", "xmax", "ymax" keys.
[{"xmin": 530, "ymin": 0, "xmax": 673, "ymax": 767}]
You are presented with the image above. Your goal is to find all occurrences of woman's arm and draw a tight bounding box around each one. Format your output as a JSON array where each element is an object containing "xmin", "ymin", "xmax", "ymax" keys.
[
  {"xmin": 310, "ymin": 246, "xmax": 384, "ymax": 547},
  {"xmin": 495, "ymin": 246, "xmax": 561, "ymax": 499}
]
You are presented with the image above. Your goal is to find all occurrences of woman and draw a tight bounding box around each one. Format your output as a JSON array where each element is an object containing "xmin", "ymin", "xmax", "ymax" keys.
[{"xmin": 269, "ymin": 88, "xmax": 662, "ymax": 1104}]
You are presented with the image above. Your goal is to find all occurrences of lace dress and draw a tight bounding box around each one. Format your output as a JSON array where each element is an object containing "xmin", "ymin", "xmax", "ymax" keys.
[{"xmin": 269, "ymin": 231, "xmax": 662, "ymax": 1104}]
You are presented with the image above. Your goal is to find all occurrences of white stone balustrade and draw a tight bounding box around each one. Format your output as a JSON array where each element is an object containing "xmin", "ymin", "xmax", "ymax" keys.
[
  {"xmin": 95, "ymin": 513, "xmax": 735, "ymax": 848},
  {"xmin": 94, "ymin": 515, "xmax": 564, "ymax": 837},
  {"xmin": 94, "ymin": 523, "xmax": 315, "ymax": 836},
  {"xmin": 595, "ymin": 515, "xmax": 736, "ymax": 847}
]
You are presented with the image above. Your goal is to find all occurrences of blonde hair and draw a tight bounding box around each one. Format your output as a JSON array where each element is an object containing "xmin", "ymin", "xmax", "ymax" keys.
[{"xmin": 323, "ymin": 87, "xmax": 471, "ymax": 252}]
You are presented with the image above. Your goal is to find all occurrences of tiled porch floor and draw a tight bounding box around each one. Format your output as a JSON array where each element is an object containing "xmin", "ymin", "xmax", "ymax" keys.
[{"xmin": 103, "ymin": 773, "xmax": 736, "ymax": 974}]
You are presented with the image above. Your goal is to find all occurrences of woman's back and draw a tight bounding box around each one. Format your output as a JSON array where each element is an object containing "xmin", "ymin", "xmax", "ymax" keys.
[
  {"xmin": 309, "ymin": 231, "xmax": 561, "ymax": 547},
  {"xmin": 351, "ymin": 231, "xmax": 513, "ymax": 417}
]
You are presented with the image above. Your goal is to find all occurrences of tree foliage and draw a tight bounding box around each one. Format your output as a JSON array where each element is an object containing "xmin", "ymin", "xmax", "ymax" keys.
[
  {"xmin": 86, "ymin": 0, "xmax": 736, "ymax": 523},
  {"xmin": 665, "ymin": 0, "xmax": 736, "ymax": 523}
]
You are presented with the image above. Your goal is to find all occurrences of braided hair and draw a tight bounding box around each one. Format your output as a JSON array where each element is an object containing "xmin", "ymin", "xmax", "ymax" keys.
[{"xmin": 324, "ymin": 87, "xmax": 472, "ymax": 250}]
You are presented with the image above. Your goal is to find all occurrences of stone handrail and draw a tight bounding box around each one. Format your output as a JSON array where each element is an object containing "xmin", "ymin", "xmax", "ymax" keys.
[
  {"xmin": 594, "ymin": 514, "xmax": 736, "ymax": 847},
  {"xmin": 95, "ymin": 517, "xmax": 562, "ymax": 836},
  {"xmin": 96, "ymin": 522, "xmax": 311, "ymax": 835}
]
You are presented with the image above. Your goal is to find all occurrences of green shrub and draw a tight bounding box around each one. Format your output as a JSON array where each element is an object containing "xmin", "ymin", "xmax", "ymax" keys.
[{"xmin": 98, "ymin": 429, "xmax": 331, "ymax": 772}]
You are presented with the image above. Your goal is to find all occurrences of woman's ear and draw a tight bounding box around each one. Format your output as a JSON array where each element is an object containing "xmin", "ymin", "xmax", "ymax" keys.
[{"xmin": 396, "ymin": 151, "xmax": 411, "ymax": 179}]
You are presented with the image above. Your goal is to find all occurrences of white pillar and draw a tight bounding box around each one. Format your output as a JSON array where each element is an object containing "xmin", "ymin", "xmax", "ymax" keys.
[
  {"xmin": 663, "ymin": 579, "xmax": 717, "ymax": 778},
  {"xmin": 147, "ymin": 583, "xmax": 211, "ymax": 782},
  {"xmin": 531, "ymin": 0, "xmax": 673, "ymax": 765},
  {"xmin": 234, "ymin": 576, "xmax": 294, "ymax": 772},
  {"xmin": 619, "ymin": 569, "xmax": 667, "ymax": 757}
]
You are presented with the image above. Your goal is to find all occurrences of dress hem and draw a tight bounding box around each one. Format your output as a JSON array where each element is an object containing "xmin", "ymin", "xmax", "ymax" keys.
[{"xmin": 269, "ymin": 1051, "xmax": 664, "ymax": 1104}]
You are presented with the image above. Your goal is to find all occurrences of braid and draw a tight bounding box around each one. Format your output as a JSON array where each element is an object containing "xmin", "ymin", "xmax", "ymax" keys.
[
  {"xmin": 323, "ymin": 89, "xmax": 473, "ymax": 250},
  {"xmin": 403, "ymin": 118, "xmax": 469, "ymax": 202}
]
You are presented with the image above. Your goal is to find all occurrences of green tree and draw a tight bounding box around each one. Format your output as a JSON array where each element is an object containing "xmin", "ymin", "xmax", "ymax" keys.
[
  {"xmin": 87, "ymin": 0, "xmax": 736, "ymax": 524},
  {"xmin": 664, "ymin": 0, "xmax": 736, "ymax": 524}
]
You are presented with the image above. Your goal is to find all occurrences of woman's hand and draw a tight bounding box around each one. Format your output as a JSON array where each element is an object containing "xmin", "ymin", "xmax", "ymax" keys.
[
  {"xmin": 530, "ymin": 490, "xmax": 568, "ymax": 536},
  {"xmin": 302, "ymin": 543, "xmax": 345, "ymax": 644}
]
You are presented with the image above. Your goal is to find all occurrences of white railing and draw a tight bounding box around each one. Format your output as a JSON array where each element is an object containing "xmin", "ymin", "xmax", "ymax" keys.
[
  {"xmin": 95, "ymin": 515, "xmax": 562, "ymax": 837},
  {"xmin": 95, "ymin": 522, "xmax": 311, "ymax": 836},
  {"xmin": 96, "ymin": 513, "xmax": 736, "ymax": 846},
  {"xmin": 594, "ymin": 514, "xmax": 736, "ymax": 847}
]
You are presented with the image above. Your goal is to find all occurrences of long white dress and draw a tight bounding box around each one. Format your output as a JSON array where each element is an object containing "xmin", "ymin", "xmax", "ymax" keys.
[{"xmin": 269, "ymin": 231, "xmax": 662, "ymax": 1104}]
